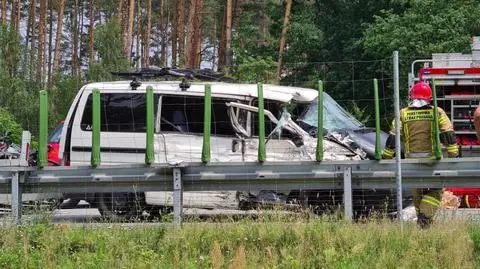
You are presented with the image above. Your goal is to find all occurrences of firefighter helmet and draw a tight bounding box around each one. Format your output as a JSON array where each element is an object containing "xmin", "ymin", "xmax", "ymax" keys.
[{"xmin": 410, "ymin": 82, "xmax": 432, "ymax": 102}]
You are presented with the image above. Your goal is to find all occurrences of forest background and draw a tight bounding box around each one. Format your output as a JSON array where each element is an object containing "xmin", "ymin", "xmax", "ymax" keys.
[{"xmin": 1, "ymin": 0, "xmax": 480, "ymax": 142}]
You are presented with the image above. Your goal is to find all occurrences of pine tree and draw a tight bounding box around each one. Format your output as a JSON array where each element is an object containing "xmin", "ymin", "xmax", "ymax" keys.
[
  {"xmin": 277, "ymin": 0, "xmax": 292, "ymax": 77},
  {"xmin": 37, "ymin": 0, "xmax": 47, "ymax": 82},
  {"xmin": 52, "ymin": 0, "xmax": 65, "ymax": 74},
  {"xmin": 88, "ymin": 0, "xmax": 95, "ymax": 66},
  {"xmin": 177, "ymin": 0, "xmax": 185, "ymax": 67}
]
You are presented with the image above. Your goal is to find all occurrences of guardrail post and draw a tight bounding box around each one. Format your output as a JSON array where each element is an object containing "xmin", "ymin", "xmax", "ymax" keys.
[
  {"xmin": 202, "ymin": 84, "xmax": 212, "ymax": 163},
  {"xmin": 432, "ymin": 79, "xmax": 442, "ymax": 160},
  {"xmin": 20, "ymin": 131, "xmax": 31, "ymax": 166},
  {"xmin": 145, "ymin": 86, "xmax": 155, "ymax": 165},
  {"xmin": 316, "ymin": 80, "xmax": 324, "ymax": 161},
  {"xmin": 91, "ymin": 88, "xmax": 101, "ymax": 167},
  {"xmin": 173, "ymin": 168, "xmax": 183, "ymax": 227},
  {"xmin": 343, "ymin": 167, "xmax": 353, "ymax": 220},
  {"xmin": 393, "ymin": 51, "xmax": 403, "ymax": 229},
  {"xmin": 257, "ymin": 83, "xmax": 266, "ymax": 162},
  {"xmin": 11, "ymin": 171, "xmax": 21, "ymax": 225},
  {"xmin": 374, "ymin": 78, "xmax": 382, "ymax": 160},
  {"xmin": 38, "ymin": 90, "xmax": 48, "ymax": 168}
]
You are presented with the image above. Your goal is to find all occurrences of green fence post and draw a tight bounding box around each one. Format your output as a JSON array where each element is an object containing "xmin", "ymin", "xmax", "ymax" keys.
[
  {"xmin": 38, "ymin": 90, "xmax": 48, "ymax": 168},
  {"xmin": 316, "ymin": 80, "xmax": 324, "ymax": 161},
  {"xmin": 257, "ymin": 83, "xmax": 266, "ymax": 162},
  {"xmin": 202, "ymin": 84, "xmax": 212, "ymax": 163},
  {"xmin": 145, "ymin": 86, "xmax": 155, "ymax": 164},
  {"xmin": 91, "ymin": 88, "xmax": 101, "ymax": 167},
  {"xmin": 432, "ymin": 79, "xmax": 442, "ymax": 160},
  {"xmin": 374, "ymin": 78, "xmax": 382, "ymax": 160}
]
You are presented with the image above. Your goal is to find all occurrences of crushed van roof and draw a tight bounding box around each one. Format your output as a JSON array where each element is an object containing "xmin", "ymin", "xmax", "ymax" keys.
[{"xmin": 82, "ymin": 81, "xmax": 318, "ymax": 103}]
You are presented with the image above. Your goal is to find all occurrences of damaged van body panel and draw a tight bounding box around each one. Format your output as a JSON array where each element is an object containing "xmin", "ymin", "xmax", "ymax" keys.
[
  {"xmin": 146, "ymin": 101, "xmax": 363, "ymax": 208},
  {"xmin": 60, "ymin": 81, "xmax": 368, "ymax": 214},
  {"xmin": 298, "ymin": 92, "xmax": 388, "ymax": 159}
]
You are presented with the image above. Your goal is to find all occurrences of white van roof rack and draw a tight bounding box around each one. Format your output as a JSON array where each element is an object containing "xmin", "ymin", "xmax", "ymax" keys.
[{"xmin": 111, "ymin": 66, "xmax": 234, "ymax": 91}]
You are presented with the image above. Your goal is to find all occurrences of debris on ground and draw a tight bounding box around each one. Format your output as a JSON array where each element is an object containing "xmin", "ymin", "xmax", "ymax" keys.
[{"xmin": 441, "ymin": 190, "xmax": 460, "ymax": 209}]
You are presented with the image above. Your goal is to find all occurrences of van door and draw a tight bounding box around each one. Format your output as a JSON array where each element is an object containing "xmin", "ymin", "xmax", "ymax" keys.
[
  {"xmin": 69, "ymin": 91, "xmax": 164, "ymax": 165},
  {"xmin": 158, "ymin": 95, "xmax": 244, "ymax": 163},
  {"xmin": 227, "ymin": 102, "xmax": 314, "ymax": 162}
]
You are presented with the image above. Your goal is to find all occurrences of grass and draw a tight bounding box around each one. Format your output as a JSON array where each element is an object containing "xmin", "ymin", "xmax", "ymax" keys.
[{"xmin": 0, "ymin": 215, "xmax": 477, "ymax": 268}]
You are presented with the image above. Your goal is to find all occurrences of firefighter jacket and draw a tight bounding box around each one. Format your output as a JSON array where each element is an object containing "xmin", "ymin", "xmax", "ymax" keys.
[{"xmin": 382, "ymin": 105, "xmax": 459, "ymax": 159}]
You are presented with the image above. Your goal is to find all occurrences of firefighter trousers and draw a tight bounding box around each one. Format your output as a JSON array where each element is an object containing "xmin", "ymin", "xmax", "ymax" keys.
[{"xmin": 413, "ymin": 188, "xmax": 443, "ymax": 219}]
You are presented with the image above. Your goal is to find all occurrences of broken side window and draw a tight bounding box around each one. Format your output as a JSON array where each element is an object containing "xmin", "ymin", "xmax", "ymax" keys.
[
  {"xmin": 159, "ymin": 95, "xmax": 236, "ymax": 136},
  {"xmin": 250, "ymin": 100, "xmax": 295, "ymax": 139}
]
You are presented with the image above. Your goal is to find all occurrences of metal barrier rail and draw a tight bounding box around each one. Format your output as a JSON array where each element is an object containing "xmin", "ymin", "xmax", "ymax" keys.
[{"xmin": 1, "ymin": 157, "xmax": 480, "ymax": 225}]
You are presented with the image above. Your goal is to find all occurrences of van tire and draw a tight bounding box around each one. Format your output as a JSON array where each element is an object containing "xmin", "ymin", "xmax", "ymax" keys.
[{"xmin": 96, "ymin": 192, "xmax": 145, "ymax": 220}]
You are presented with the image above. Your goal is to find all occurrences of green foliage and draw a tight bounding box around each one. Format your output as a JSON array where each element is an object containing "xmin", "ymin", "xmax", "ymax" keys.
[
  {"xmin": 0, "ymin": 107, "xmax": 23, "ymax": 144},
  {"xmin": 348, "ymin": 102, "xmax": 371, "ymax": 125},
  {"xmin": 49, "ymin": 76, "xmax": 83, "ymax": 123},
  {"xmin": 235, "ymin": 56, "xmax": 278, "ymax": 83},
  {"xmin": 87, "ymin": 19, "xmax": 128, "ymax": 82},
  {"xmin": 0, "ymin": 74, "xmax": 39, "ymax": 135},
  {"xmin": 0, "ymin": 22, "xmax": 20, "ymax": 77},
  {"xmin": 361, "ymin": 0, "xmax": 480, "ymax": 59},
  {"xmin": 0, "ymin": 220, "xmax": 475, "ymax": 268}
]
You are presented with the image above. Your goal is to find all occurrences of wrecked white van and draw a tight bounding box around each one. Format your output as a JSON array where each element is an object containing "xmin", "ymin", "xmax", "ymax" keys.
[{"xmin": 58, "ymin": 72, "xmax": 364, "ymax": 217}]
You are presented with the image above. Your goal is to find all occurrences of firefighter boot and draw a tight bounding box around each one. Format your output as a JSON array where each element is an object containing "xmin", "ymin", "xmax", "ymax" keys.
[{"xmin": 417, "ymin": 213, "xmax": 433, "ymax": 229}]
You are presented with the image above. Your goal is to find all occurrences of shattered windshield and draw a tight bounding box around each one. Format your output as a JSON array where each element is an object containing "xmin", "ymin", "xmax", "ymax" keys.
[{"xmin": 298, "ymin": 92, "xmax": 363, "ymax": 132}]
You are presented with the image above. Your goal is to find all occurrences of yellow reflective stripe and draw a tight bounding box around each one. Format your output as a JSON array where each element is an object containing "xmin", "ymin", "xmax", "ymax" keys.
[
  {"xmin": 430, "ymin": 119, "xmax": 435, "ymax": 155},
  {"xmin": 446, "ymin": 144, "xmax": 459, "ymax": 155},
  {"xmin": 438, "ymin": 113, "xmax": 449, "ymax": 126},
  {"xmin": 382, "ymin": 148, "xmax": 394, "ymax": 159},
  {"xmin": 466, "ymin": 195, "xmax": 471, "ymax": 208},
  {"xmin": 402, "ymin": 110, "xmax": 434, "ymax": 121},
  {"xmin": 401, "ymin": 111, "xmax": 411, "ymax": 154},
  {"xmin": 422, "ymin": 195, "xmax": 441, "ymax": 208}
]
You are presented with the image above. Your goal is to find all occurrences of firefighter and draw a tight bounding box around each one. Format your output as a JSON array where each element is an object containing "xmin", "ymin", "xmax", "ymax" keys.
[{"xmin": 382, "ymin": 81, "xmax": 459, "ymax": 228}]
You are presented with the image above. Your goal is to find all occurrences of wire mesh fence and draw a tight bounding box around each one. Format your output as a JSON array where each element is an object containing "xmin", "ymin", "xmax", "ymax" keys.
[{"xmin": 1, "ymin": 55, "xmax": 479, "ymax": 225}]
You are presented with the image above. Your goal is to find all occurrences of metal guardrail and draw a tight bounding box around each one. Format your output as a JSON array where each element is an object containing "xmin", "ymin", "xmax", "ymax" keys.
[{"xmin": 2, "ymin": 157, "xmax": 480, "ymax": 225}]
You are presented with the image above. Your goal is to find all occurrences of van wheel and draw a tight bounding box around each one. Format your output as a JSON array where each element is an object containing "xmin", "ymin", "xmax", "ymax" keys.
[{"xmin": 96, "ymin": 192, "xmax": 144, "ymax": 220}]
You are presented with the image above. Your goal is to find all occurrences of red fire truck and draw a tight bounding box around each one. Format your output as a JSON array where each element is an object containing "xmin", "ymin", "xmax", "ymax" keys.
[{"xmin": 409, "ymin": 37, "xmax": 480, "ymax": 207}]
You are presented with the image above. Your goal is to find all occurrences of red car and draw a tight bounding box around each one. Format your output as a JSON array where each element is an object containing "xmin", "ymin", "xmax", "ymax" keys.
[{"xmin": 47, "ymin": 121, "xmax": 64, "ymax": 166}]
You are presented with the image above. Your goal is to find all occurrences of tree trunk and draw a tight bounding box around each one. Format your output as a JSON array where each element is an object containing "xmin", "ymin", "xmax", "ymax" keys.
[
  {"xmin": 177, "ymin": 0, "xmax": 185, "ymax": 67},
  {"xmin": 159, "ymin": 0, "xmax": 166, "ymax": 67},
  {"xmin": 37, "ymin": 0, "xmax": 47, "ymax": 82},
  {"xmin": 26, "ymin": 0, "xmax": 36, "ymax": 49},
  {"xmin": 52, "ymin": 0, "xmax": 64, "ymax": 74},
  {"xmin": 79, "ymin": 1, "xmax": 84, "ymax": 74},
  {"xmin": 277, "ymin": 0, "xmax": 292, "ymax": 77},
  {"xmin": 125, "ymin": 0, "xmax": 135, "ymax": 60},
  {"xmin": 88, "ymin": 0, "xmax": 95, "ymax": 66},
  {"xmin": 12, "ymin": 0, "xmax": 20, "ymax": 35},
  {"xmin": 225, "ymin": 0, "xmax": 232, "ymax": 69},
  {"xmin": 116, "ymin": 0, "xmax": 123, "ymax": 25},
  {"xmin": 1, "ymin": 0, "xmax": 6, "ymax": 23},
  {"xmin": 193, "ymin": 0, "xmax": 203, "ymax": 68},
  {"xmin": 47, "ymin": 8, "xmax": 53, "ymax": 83},
  {"xmin": 29, "ymin": 0, "xmax": 37, "ymax": 80},
  {"xmin": 43, "ymin": 0, "xmax": 49, "ymax": 80},
  {"xmin": 72, "ymin": 0, "xmax": 79, "ymax": 76},
  {"xmin": 217, "ymin": 3, "xmax": 226, "ymax": 71},
  {"xmin": 135, "ymin": 0, "xmax": 141, "ymax": 68},
  {"xmin": 120, "ymin": 0, "xmax": 128, "ymax": 55},
  {"xmin": 143, "ymin": 0, "xmax": 151, "ymax": 66},
  {"xmin": 185, "ymin": 0, "xmax": 197, "ymax": 68},
  {"xmin": 171, "ymin": 0, "xmax": 177, "ymax": 67},
  {"xmin": 212, "ymin": 19, "xmax": 216, "ymax": 70}
]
